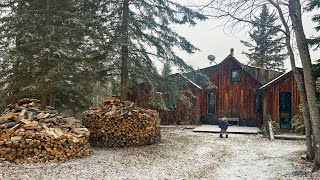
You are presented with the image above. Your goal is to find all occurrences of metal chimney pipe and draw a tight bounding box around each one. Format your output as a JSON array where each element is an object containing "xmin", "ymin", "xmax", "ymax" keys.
[{"xmin": 230, "ymin": 48, "xmax": 234, "ymax": 56}]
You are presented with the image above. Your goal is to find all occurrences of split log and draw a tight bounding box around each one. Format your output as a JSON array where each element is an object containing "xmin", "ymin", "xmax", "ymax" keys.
[
  {"xmin": 82, "ymin": 97, "xmax": 161, "ymax": 147},
  {"xmin": 0, "ymin": 98, "xmax": 90, "ymax": 164}
]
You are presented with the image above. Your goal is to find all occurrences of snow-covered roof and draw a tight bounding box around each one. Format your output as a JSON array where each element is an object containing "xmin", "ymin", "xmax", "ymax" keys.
[{"xmin": 180, "ymin": 74, "xmax": 202, "ymax": 90}]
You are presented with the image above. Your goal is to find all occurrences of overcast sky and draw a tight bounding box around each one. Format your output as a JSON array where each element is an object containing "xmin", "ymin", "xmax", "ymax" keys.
[{"xmin": 170, "ymin": 2, "xmax": 320, "ymax": 72}]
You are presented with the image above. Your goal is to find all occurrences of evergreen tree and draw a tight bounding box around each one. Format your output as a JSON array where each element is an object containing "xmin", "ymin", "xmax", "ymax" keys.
[
  {"xmin": 307, "ymin": 0, "xmax": 320, "ymax": 49},
  {"xmin": 0, "ymin": 0, "xmax": 208, "ymax": 111},
  {"xmin": 241, "ymin": 4, "xmax": 286, "ymax": 72},
  {"xmin": 0, "ymin": 0, "xmax": 99, "ymax": 111},
  {"xmin": 161, "ymin": 61, "xmax": 172, "ymax": 77},
  {"xmin": 94, "ymin": 0, "xmax": 207, "ymax": 100}
]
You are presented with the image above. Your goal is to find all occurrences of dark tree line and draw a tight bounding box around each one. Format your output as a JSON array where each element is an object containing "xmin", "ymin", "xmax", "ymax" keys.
[{"xmin": 0, "ymin": 0, "xmax": 207, "ymax": 112}]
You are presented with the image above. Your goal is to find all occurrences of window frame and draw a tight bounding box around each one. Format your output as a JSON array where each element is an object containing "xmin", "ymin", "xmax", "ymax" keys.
[
  {"xmin": 207, "ymin": 92, "xmax": 216, "ymax": 114},
  {"xmin": 231, "ymin": 69, "xmax": 241, "ymax": 82}
]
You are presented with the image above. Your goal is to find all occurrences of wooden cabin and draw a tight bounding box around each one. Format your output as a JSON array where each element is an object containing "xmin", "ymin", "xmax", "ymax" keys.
[
  {"xmin": 198, "ymin": 52, "xmax": 282, "ymax": 126},
  {"xmin": 132, "ymin": 50, "xmax": 309, "ymax": 129},
  {"xmin": 130, "ymin": 73, "xmax": 203, "ymax": 125},
  {"xmin": 259, "ymin": 70, "xmax": 303, "ymax": 130}
]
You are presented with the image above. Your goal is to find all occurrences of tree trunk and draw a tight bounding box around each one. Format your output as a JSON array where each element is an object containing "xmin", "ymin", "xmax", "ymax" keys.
[
  {"xmin": 120, "ymin": 0, "xmax": 129, "ymax": 100},
  {"xmin": 269, "ymin": 0, "xmax": 314, "ymax": 161},
  {"xmin": 49, "ymin": 93, "xmax": 56, "ymax": 107},
  {"xmin": 289, "ymin": 0, "xmax": 320, "ymax": 171},
  {"xmin": 289, "ymin": 47, "xmax": 314, "ymax": 161},
  {"xmin": 284, "ymin": 19, "xmax": 314, "ymax": 161},
  {"xmin": 41, "ymin": 0, "xmax": 51, "ymax": 110},
  {"xmin": 41, "ymin": 95, "xmax": 48, "ymax": 110}
]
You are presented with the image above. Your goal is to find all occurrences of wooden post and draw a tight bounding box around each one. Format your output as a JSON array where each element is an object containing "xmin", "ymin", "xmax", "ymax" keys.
[{"xmin": 268, "ymin": 117, "xmax": 275, "ymax": 141}]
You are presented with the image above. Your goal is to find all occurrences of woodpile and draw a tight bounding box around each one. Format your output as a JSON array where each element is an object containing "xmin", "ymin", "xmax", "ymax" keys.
[
  {"xmin": 0, "ymin": 98, "xmax": 90, "ymax": 164},
  {"xmin": 82, "ymin": 97, "xmax": 161, "ymax": 147}
]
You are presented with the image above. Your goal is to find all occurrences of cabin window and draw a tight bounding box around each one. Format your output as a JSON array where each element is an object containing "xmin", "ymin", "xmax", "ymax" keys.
[
  {"xmin": 207, "ymin": 93, "xmax": 216, "ymax": 114},
  {"xmin": 255, "ymin": 93, "xmax": 262, "ymax": 113},
  {"xmin": 231, "ymin": 69, "xmax": 241, "ymax": 82},
  {"xmin": 168, "ymin": 93, "xmax": 178, "ymax": 111}
]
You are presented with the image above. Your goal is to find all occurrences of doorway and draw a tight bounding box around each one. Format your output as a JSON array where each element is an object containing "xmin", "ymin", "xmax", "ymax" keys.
[{"xmin": 279, "ymin": 92, "xmax": 292, "ymax": 130}]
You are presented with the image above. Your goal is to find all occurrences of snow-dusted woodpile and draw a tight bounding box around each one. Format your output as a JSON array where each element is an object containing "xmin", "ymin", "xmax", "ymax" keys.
[
  {"xmin": 0, "ymin": 99, "xmax": 90, "ymax": 164},
  {"xmin": 82, "ymin": 97, "xmax": 161, "ymax": 147}
]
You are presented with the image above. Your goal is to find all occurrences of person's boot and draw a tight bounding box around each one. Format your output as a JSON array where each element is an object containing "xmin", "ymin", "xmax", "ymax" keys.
[
  {"xmin": 220, "ymin": 134, "xmax": 223, "ymax": 138},
  {"xmin": 226, "ymin": 134, "xmax": 228, "ymax": 138}
]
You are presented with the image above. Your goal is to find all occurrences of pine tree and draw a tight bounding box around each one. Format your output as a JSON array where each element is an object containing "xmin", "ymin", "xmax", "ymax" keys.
[
  {"xmin": 241, "ymin": 4, "xmax": 286, "ymax": 72},
  {"xmin": 307, "ymin": 0, "xmax": 320, "ymax": 49},
  {"xmin": 0, "ymin": 0, "xmax": 100, "ymax": 111},
  {"xmin": 0, "ymin": 0, "xmax": 208, "ymax": 111},
  {"xmin": 94, "ymin": 0, "xmax": 207, "ymax": 100}
]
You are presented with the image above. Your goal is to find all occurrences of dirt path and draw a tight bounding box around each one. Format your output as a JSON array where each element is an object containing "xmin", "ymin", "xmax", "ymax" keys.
[{"xmin": 0, "ymin": 129, "xmax": 306, "ymax": 180}]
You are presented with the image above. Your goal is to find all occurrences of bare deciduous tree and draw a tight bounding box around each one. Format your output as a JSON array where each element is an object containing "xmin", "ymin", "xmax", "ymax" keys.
[
  {"xmin": 287, "ymin": 0, "xmax": 320, "ymax": 171},
  {"xmin": 200, "ymin": 0, "xmax": 317, "ymax": 168}
]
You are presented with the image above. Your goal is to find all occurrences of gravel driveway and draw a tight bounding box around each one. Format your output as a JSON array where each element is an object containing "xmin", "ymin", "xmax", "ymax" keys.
[{"xmin": 0, "ymin": 128, "xmax": 307, "ymax": 180}]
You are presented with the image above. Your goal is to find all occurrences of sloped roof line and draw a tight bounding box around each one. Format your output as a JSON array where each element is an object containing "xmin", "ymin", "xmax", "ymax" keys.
[
  {"xmin": 242, "ymin": 64, "xmax": 284, "ymax": 73},
  {"xmin": 224, "ymin": 55, "xmax": 283, "ymax": 74},
  {"xmin": 199, "ymin": 64, "xmax": 219, "ymax": 72},
  {"xmin": 199, "ymin": 54, "xmax": 284, "ymax": 85},
  {"xmin": 259, "ymin": 71, "xmax": 292, "ymax": 89},
  {"xmin": 207, "ymin": 55, "xmax": 263, "ymax": 85},
  {"xmin": 180, "ymin": 74, "xmax": 203, "ymax": 90},
  {"xmin": 169, "ymin": 73, "xmax": 204, "ymax": 90}
]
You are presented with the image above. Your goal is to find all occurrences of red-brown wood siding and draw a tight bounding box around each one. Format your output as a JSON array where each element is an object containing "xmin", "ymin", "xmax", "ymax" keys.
[
  {"xmin": 200, "ymin": 57, "xmax": 262, "ymax": 123},
  {"xmin": 262, "ymin": 73, "xmax": 301, "ymax": 125},
  {"xmin": 130, "ymin": 81, "xmax": 202, "ymax": 125}
]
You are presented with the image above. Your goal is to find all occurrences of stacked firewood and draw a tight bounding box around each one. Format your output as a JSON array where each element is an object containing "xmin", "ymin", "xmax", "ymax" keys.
[
  {"xmin": 82, "ymin": 97, "xmax": 161, "ymax": 147},
  {"xmin": 0, "ymin": 98, "xmax": 90, "ymax": 164}
]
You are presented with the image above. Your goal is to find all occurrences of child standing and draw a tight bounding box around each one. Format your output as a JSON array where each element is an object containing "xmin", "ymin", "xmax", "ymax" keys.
[{"xmin": 219, "ymin": 117, "xmax": 231, "ymax": 138}]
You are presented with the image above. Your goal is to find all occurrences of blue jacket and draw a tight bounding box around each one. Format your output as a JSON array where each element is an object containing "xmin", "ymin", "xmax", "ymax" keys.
[{"xmin": 219, "ymin": 121, "xmax": 231, "ymax": 130}]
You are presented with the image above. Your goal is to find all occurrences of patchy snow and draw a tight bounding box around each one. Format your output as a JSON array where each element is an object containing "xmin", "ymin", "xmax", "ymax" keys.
[
  {"xmin": 214, "ymin": 135, "xmax": 305, "ymax": 179},
  {"xmin": 0, "ymin": 129, "xmax": 307, "ymax": 180}
]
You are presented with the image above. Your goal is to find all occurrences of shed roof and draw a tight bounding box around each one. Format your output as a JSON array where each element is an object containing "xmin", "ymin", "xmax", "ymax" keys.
[
  {"xmin": 259, "ymin": 68, "xmax": 303, "ymax": 90},
  {"xmin": 169, "ymin": 73, "xmax": 217, "ymax": 90},
  {"xmin": 180, "ymin": 74, "xmax": 203, "ymax": 90},
  {"xmin": 259, "ymin": 71, "xmax": 292, "ymax": 90}
]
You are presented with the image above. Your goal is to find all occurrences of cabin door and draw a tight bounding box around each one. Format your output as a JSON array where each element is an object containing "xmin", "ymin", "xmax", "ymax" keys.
[{"xmin": 279, "ymin": 92, "xmax": 292, "ymax": 130}]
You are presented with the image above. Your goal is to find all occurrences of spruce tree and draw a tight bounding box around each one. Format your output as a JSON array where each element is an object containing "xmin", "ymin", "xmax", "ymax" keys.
[
  {"xmin": 0, "ymin": 0, "xmax": 208, "ymax": 111},
  {"xmin": 94, "ymin": 0, "xmax": 207, "ymax": 100},
  {"xmin": 0, "ymin": 0, "xmax": 99, "ymax": 111},
  {"xmin": 241, "ymin": 4, "xmax": 286, "ymax": 72}
]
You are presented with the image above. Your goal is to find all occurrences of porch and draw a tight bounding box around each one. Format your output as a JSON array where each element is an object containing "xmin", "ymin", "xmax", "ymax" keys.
[{"xmin": 193, "ymin": 125, "xmax": 261, "ymax": 134}]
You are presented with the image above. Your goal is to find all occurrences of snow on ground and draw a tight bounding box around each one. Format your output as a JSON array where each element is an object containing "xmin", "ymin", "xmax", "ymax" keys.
[
  {"xmin": 0, "ymin": 128, "xmax": 307, "ymax": 180},
  {"xmin": 214, "ymin": 135, "xmax": 305, "ymax": 180}
]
